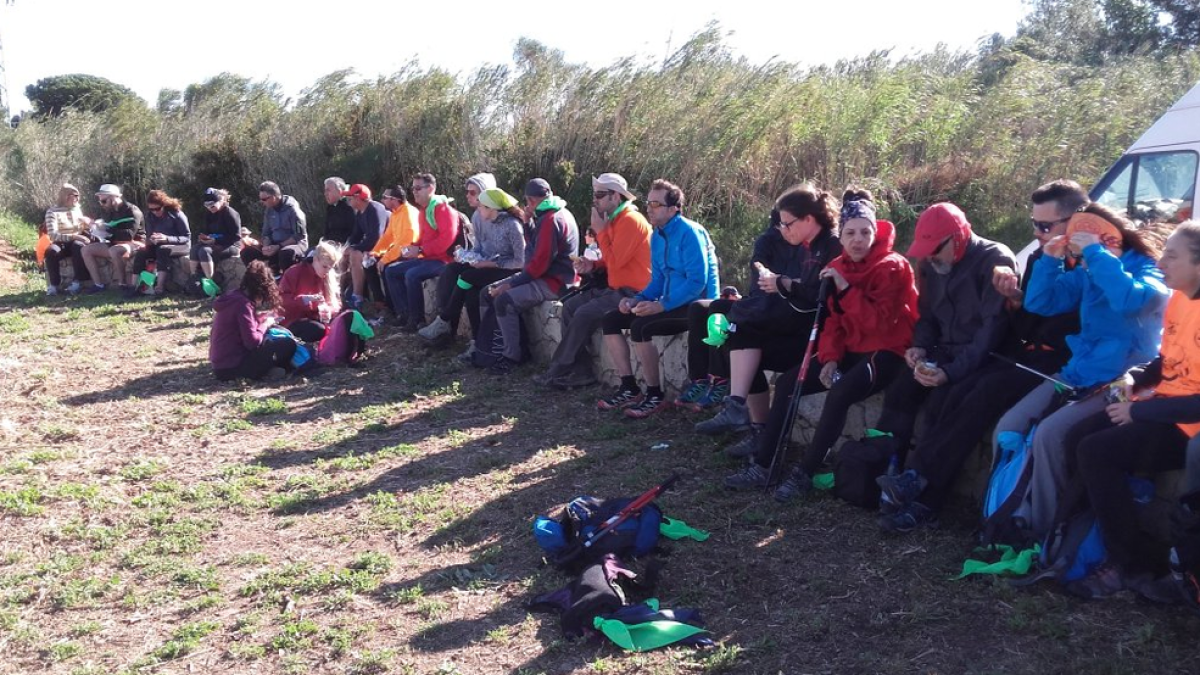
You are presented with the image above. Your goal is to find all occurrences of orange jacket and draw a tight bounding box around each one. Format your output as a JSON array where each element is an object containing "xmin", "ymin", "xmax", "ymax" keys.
[
  {"xmin": 594, "ymin": 205, "xmax": 652, "ymax": 292},
  {"xmin": 371, "ymin": 203, "xmax": 420, "ymax": 267}
]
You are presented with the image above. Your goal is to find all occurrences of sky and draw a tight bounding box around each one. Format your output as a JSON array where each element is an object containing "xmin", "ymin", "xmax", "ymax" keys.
[{"xmin": 0, "ymin": 0, "xmax": 1029, "ymax": 112}]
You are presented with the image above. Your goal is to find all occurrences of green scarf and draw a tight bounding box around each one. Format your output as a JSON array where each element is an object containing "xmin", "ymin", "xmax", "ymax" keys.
[
  {"xmin": 424, "ymin": 195, "xmax": 455, "ymax": 230},
  {"xmin": 592, "ymin": 599, "xmax": 709, "ymax": 652},
  {"xmin": 606, "ymin": 201, "xmax": 633, "ymax": 224},
  {"xmin": 534, "ymin": 196, "xmax": 567, "ymax": 214}
]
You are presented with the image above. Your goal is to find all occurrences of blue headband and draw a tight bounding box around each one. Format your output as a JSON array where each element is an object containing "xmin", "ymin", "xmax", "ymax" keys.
[{"xmin": 840, "ymin": 199, "xmax": 876, "ymax": 226}]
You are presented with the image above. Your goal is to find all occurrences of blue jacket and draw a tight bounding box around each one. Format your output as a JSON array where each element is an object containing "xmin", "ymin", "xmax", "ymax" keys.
[
  {"xmin": 635, "ymin": 213, "xmax": 718, "ymax": 311},
  {"xmin": 1025, "ymin": 244, "xmax": 1168, "ymax": 388}
]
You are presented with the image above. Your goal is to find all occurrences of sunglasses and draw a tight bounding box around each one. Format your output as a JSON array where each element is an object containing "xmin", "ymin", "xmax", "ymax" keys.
[
  {"xmin": 593, "ymin": 190, "xmax": 614, "ymax": 201},
  {"xmin": 646, "ymin": 200, "xmax": 668, "ymax": 210},
  {"xmin": 1031, "ymin": 216, "xmax": 1071, "ymax": 234},
  {"xmin": 259, "ymin": 196, "xmax": 273, "ymax": 203},
  {"xmin": 148, "ymin": 204, "xmax": 163, "ymax": 211}
]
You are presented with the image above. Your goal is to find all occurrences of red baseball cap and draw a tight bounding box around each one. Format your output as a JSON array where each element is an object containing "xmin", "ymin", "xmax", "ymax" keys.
[
  {"xmin": 906, "ymin": 202, "xmax": 971, "ymax": 258},
  {"xmin": 342, "ymin": 184, "xmax": 371, "ymax": 200}
]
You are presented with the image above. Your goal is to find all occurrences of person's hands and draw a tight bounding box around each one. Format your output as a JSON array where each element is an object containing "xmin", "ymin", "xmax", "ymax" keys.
[
  {"xmin": 619, "ymin": 297, "xmax": 636, "ymax": 314},
  {"xmin": 575, "ymin": 258, "xmax": 595, "ymax": 274},
  {"xmin": 590, "ymin": 206, "xmax": 606, "ymax": 233},
  {"xmin": 317, "ymin": 303, "xmax": 334, "ymax": 323},
  {"xmin": 904, "ymin": 347, "xmax": 927, "ymax": 370},
  {"xmin": 992, "ymin": 265, "xmax": 1021, "ymax": 300},
  {"xmin": 631, "ymin": 301, "xmax": 663, "ymax": 317},
  {"xmin": 1069, "ymin": 232, "xmax": 1101, "ymax": 256},
  {"xmin": 1043, "ymin": 235, "xmax": 1068, "ymax": 259},
  {"xmin": 913, "ymin": 365, "xmax": 948, "ymax": 387},
  {"xmin": 198, "ymin": 234, "xmax": 213, "ymax": 244},
  {"xmin": 819, "ymin": 266, "xmax": 848, "ymax": 292},
  {"xmin": 819, "ymin": 361, "xmax": 839, "ymax": 389},
  {"xmin": 488, "ymin": 282, "xmax": 512, "ymax": 298},
  {"xmin": 72, "ymin": 234, "xmax": 91, "ymax": 245},
  {"xmin": 149, "ymin": 232, "xmax": 166, "ymax": 244},
  {"xmin": 1107, "ymin": 401, "xmax": 1135, "ymax": 425},
  {"xmin": 262, "ymin": 244, "xmax": 279, "ymax": 256},
  {"xmin": 756, "ymin": 265, "xmax": 780, "ymax": 295},
  {"xmin": 401, "ymin": 245, "xmax": 420, "ymax": 259}
]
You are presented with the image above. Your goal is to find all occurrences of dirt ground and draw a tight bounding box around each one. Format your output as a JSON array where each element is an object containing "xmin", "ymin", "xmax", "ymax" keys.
[{"xmin": 0, "ymin": 243, "xmax": 1197, "ymax": 675}]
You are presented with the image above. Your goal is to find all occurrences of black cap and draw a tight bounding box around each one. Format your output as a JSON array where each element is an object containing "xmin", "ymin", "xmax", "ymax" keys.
[{"xmin": 524, "ymin": 178, "xmax": 551, "ymax": 198}]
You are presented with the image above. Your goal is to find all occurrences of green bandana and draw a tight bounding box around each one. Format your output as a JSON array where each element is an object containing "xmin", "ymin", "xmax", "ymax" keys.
[
  {"xmin": 702, "ymin": 313, "xmax": 730, "ymax": 347},
  {"xmin": 958, "ymin": 544, "xmax": 1041, "ymax": 579},
  {"xmin": 349, "ymin": 310, "xmax": 375, "ymax": 339},
  {"xmin": 535, "ymin": 196, "xmax": 567, "ymax": 214},
  {"xmin": 138, "ymin": 271, "xmax": 156, "ymax": 287},
  {"xmin": 425, "ymin": 195, "xmax": 455, "ymax": 230},
  {"xmin": 456, "ymin": 277, "xmax": 473, "ymax": 290},
  {"xmin": 592, "ymin": 600, "xmax": 709, "ymax": 652},
  {"xmin": 658, "ymin": 516, "xmax": 709, "ymax": 542}
]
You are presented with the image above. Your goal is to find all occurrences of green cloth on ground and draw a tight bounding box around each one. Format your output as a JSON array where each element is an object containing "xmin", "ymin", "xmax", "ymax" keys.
[
  {"xmin": 659, "ymin": 516, "xmax": 709, "ymax": 542},
  {"xmin": 958, "ymin": 544, "xmax": 1041, "ymax": 579},
  {"xmin": 812, "ymin": 472, "xmax": 835, "ymax": 491},
  {"xmin": 349, "ymin": 310, "xmax": 374, "ymax": 339},
  {"xmin": 592, "ymin": 600, "xmax": 708, "ymax": 652},
  {"xmin": 138, "ymin": 271, "xmax": 156, "ymax": 287},
  {"xmin": 200, "ymin": 277, "xmax": 219, "ymax": 298}
]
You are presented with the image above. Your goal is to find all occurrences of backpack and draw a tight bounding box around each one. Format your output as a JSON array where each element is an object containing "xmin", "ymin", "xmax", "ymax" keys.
[
  {"xmin": 834, "ymin": 433, "xmax": 903, "ymax": 509},
  {"xmin": 534, "ymin": 495, "xmax": 663, "ymax": 569},
  {"xmin": 453, "ymin": 209, "xmax": 474, "ymax": 251},
  {"xmin": 470, "ymin": 302, "xmax": 531, "ymax": 368},
  {"xmin": 980, "ymin": 428, "xmax": 1037, "ymax": 547},
  {"xmin": 316, "ymin": 310, "xmax": 370, "ymax": 366}
]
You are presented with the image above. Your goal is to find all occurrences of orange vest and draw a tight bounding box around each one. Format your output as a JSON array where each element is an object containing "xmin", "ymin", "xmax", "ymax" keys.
[{"xmin": 1154, "ymin": 291, "xmax": 1200, "ymax": 437}]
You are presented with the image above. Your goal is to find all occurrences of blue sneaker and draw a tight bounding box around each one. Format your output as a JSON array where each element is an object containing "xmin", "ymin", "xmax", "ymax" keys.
[
  {"xmin": 878, "ymin": 501, "xmax": 937, "ymax": 534},
  {"xmin": 696, "ymin": 377, "xmax": 729, "ymax": 409},
  {"xmin": 876, "ymin": 469, "xmax": 927, "ymax": 510},
  {"xmin": 674, "ymin": 377, "xmax": 711, "ymax": 412}
]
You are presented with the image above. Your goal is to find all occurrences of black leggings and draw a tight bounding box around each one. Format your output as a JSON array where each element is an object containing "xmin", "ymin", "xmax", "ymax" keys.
[
  {"xmin": 44, "ymin": 240, "xmax": 89, "ymax": 286},
  {"xmin": 213, "ymin": 339, "xmax": 296, "ymax": 381},
  {"xmin": 752, "ymin": 351, "xmax": 904, "ymax": 474},
  {"xmin": 726, "ymin": 320, "xmax": 811, "ymax": 395},
  {"xmin": 435, "ymin": 263, "xmax": 516, "ymax": 337},
  {"xmin": 289, "ymin": 319, "xmax": 329, "ymax": 343},
  {"xmin": 191, "ymin": 242, "xmax": 241, "ymax": 264},
  {"xmin": 601, "ymin": 305, "xmax": 690, "ymax": 342},
  {"xmin": 1075, "ymin": 415, "xmax": 1187, "ymax": 577},
  {"xmin": 686, "ymin": 299, "xmax": 734, "ymax": 381}
]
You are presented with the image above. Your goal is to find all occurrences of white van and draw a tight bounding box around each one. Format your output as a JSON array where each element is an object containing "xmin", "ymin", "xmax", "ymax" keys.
[{"xmin": 1090, "ymin": 80, "xmax": 1200, "ymax": 223}]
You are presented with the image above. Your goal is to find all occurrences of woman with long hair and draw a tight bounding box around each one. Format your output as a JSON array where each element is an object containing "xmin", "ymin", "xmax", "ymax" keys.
[
  {"xmin": 209, "ymin": 260, "xmax": 295, "ymax": 381},
  {"xmin": 278, "ymin": 241, "xmax": 344, "ymax": 343},
  {"xmin": 128, "ymin": 189, "xmax": 191, "ymax": 297}
]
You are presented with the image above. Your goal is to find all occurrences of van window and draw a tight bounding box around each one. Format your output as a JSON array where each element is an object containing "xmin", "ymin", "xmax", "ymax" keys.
[{"xmin": 1092, "ymin": 151, "xmax": 1197, "ymax": 224}]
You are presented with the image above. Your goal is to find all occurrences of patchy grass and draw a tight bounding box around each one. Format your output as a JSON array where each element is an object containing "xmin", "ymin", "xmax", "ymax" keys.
[{"xmin": 0, "ymin": 233, "xmax": 1197, "ymax": 675}]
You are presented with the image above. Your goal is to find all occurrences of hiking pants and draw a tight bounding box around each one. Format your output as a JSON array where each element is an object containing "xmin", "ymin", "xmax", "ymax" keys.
[
  {"xmin": 601, "ymin": 305, "xmax": 690, "ymax": 342},
  {"xmin": 241, "ymin": 244, "xmax": 306, "ymax": 274},
  {"xmin": 907, "ymin": 362, "xmax": 1043, "ymax": 511},
  {"xmin": 45, "ymin": 240, "xmax": 89, "ymax": 286},
  {"xmin": 686, "ymin": 299, "xmax": 735, "ymax": 381},
  {"xmin": 548, "ymin": 286, "xmax": 633, "ymax": 375},
  {"xmin": 132, "ymin": 243, "xmax": 189, "ymax": 278},
  {"xmin": 483, "ymin": 279, "xmax": 557, "ymax": 363},
  {"xmin": 435, "ymin": 263, "xmax": 515, "ymax": 338},
  {"xmin": 190, "ymin": 242, "xmax": 241, "ymax": 264},
  {"xmin": 1075, "ymin": 414, "xmax": 1186, "ymax": 577},
  {"xmin": 213, "ymin": 339, "xmax": 296, "ymax": 382},
  {"xmin": 992, "ymin": 379, "xmax": 1109, "ymax": 538},
  {"xmin": 383, "ymin": 258, "xmax": 445, "ymax": 321}
]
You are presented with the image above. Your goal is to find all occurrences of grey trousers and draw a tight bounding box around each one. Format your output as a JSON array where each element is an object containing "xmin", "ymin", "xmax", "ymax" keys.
[
  {"xmin": 484, "ymin": 279, "xmax": 556, "ymax": 362},
  {"xmin": 991, "ymin": 379, "xmax": 1109, "ymax": 538},
  {"xmin": 548, "ymin": 287, "xmax": 632, "ymax": 374}
]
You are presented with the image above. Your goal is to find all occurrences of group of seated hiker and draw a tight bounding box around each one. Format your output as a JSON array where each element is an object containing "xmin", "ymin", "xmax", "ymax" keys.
[{"xmin": 41, "ymin": 170, "xmax": 1200, "ymax": 605}]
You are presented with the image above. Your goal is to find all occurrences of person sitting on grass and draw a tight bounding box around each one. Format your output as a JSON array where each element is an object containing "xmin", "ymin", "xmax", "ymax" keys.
[
  {"xmin": 42, "ymin": 183, "xmax": 92, "ymax": 296},
  {"xmin": 1061, "ymin": 221, "xmax": 1200, "ymax": 601},
  {"xmin": 209, "ymin": 260, "xmax": 295, "ymax": 382},
  {"xmin": 278, "ymin": 241, "xmax": 344, "ymax": 344},
  {"xmin": 419, "ymin": 187, "xmax": 527, "ymax": 348},
  {"xmin": 597, "ymin": 178, "xmax": 718, "ymax": 418},
  {"xmin": 127, "ymin": 189, "xmax": 191, "ymax": 297},
  {"xmin": 693, "ymin": 184, "xmax": 842, "ymax": 440},
  {"xmin": 723, "ymin": 190, "xmax": 918, "ymax": 501},
  {"xmin": 188, "ymin": 188, "xmax": 242, "ymax": 295}
]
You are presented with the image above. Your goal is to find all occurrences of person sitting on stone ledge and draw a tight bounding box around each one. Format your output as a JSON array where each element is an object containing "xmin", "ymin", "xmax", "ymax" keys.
[
  {"xmin": 723, "ymin": 189, "xmax": 917, "ymax": 502},
  {"xmin": 342, "ymin": 183, "xmax": 387, "ymax": 311},
  {"xmin": 694, "ymin": 184, "xmax": 842, "ymax": 439},
  {"xmin": 127, "ymin": 189, "xmax": 191, "ymax": 297},
  {"xmin": 241, "ymin": 180, "xmax": 308, "ymax": 275},
  {"xmin": 534, "ymin": 173, "xmax": 651, "ymax": 390},
  {"xmin": 42, "ymin": 183, "xmax": 92, "ymax": 296},
  {"xmin": 73, "ymin": 183, "xmax": 144, "ymax": 294},
  {"xmin": 383, "ymin": 173, "xmax": 460, "ymax": 331},
  {"xmin": 419, "ymin": 187, "xmax": 527, "ymax": 349},
  {"xmin": 597, "ymin": 178, "xmax": 718, "ymax": 419},
  {"xmin": 471, "ymin": 178, "xmax": 579, "ymax": 374}
]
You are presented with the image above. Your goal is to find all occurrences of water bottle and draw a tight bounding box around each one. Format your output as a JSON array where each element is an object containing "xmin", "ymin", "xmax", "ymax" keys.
[{"xmin": 887, "ymin": 454, "xmax": 900, "ymax": 477}]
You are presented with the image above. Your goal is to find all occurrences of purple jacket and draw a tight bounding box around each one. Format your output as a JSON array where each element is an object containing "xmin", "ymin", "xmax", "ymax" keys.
[{"xmin": 209, "ymin": 289, "xmax": 266, "ymax": 371}]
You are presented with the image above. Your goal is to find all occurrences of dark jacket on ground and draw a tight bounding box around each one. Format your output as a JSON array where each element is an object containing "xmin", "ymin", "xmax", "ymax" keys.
[
  {"xmin": 209, "ymin": 289, "xmax": 266, "ymax": 371},
  {"xmin": 324, "ymin": 199, "xmax": 355, "ymax": 244},
  {"xmin": 912, "ymin": 234, "xmax": 1017, "ymax": 384}
]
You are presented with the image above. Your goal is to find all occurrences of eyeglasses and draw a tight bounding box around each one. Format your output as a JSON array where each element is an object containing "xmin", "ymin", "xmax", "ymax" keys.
[
  {"xmin": 1031, "ymin": 216, "xmax": 1071, "ymax": 234},
  {"xmin": 593, "ymin": 190, "xmax": 614, "ymax": 201},
  {"xmin": 646, "ymin": 200, "xmax": 668, "ymax": 210},
  {"xmin": 148, "ymin": 204, "xmax": 163, "ymax": 211},
  {"xmin": 778, "ymin": 216, "xmax": 800, "ymax": 229},
  {"xmin": 259, "ymin": 195, "xmax": 273, "ymax": 203}
]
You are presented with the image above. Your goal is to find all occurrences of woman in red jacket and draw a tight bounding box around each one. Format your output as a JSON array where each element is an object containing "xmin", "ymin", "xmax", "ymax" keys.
[
  {"xmin": 278, "ymin": 241, "xmax": 342, "ymax": 343},
  {"xmin": 724, "ymin": 188, "xmax": 919, "ymax": 502}
]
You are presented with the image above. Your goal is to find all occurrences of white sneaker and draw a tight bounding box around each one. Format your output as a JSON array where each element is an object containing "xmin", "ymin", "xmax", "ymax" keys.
[
  {"xmin": 65, "ymin": 281, "xmax": 81, "ymax": 295},
  {"xmin": 46, "ymin": 284, "xmax": 58, "ymax": 296},
  {"xmin": 418, "ymin": 316, "xmax": 451, "ymax": 341},
  {"xmin": 456, "ymin": 340, "xmax": 476, "ymax": 364}
]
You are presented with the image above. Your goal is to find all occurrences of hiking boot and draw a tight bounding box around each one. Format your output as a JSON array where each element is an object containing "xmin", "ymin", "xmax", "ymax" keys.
[
  {"xmin": 46, "ymin": 284, "xmax": 58, "ymax": 296},
  {"xmin": 65, "ymin": 281, "xmax": 82, "ymax": 295},
  {"xmin": 724, "ymin": 462, "xmax": 770, "ymax": 491},
  {"xmin": 391, "ymin": 314, "xmax": 410, "ymax": 328},
  {"xmin": 418, "ymin": 315, "xmax": 451, "ymax": 341},
  {"xmin": 1066, "ymin": 563, "xmax": 1126, "ymax": 600},
  {"xmin": 774, "ymin": 465, "xmax": 813, "ymax": 503},
  {"xmin": 533, "ymin": 365, "xmax": 571, "ymax": 387},
  {"xmin": 84, "ymin": 283, "xmax": 107, "ymax": 294},
  {"xmin": 550, "ymin": 369, "xmax": 598, "ymax": 390},
  {"xmin": 876, "ymin": 469, "xmax": 927, "ymax": 510},
  {"xmin": 624, "ymin": 392, "xmax": 668, "ymax": 419},
  {"xmin": 1125, "ymin": 573, "xmax": 1181, "ymax": 605},
  {"xmin": 696, "ymin": 377, "xmax": 730, "ymax": 409},
  {"xmin": 488, "ymin": 355, "xmax": 519, "ymax": 375},
  {"xmin": 347, "ymin": 293, "xmax": 364, "ymax": 311},
  {"xmin": 694, "ymin": 397, "xmax": 751, "ymax": 435},
  {"xmin": 264, "ymin": 367, "xmax": 288, "ymax": 382},
  {"xmin": 597, "ymin": 386, "xmax": 642, "ymax": 411},
  {"xmin": 674, "ymin": 377, "xmax": 711, "ymax": 412},
  {"xmin": 456, "ymin": 340, "xmax": 476, "ymax": 365},
  {"xmin": 725, "ymin": 424, "xmax": 765, "ymax": 458},
  {"xmin": 878, "ymin": 501, "xmax": 938, "ymax": 534}
]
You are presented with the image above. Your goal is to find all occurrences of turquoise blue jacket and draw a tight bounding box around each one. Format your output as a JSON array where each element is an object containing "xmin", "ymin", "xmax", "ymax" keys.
[
  {"xmin": 635, "ymin": 213, "xmax": 719, "ymax": 311},
  {"xmin": 1025, "ymin": 244, "xmax": 1168, "ymax": 388}
]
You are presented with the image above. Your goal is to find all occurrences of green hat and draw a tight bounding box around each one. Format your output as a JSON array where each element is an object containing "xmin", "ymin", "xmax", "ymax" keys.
[
  {"xmin": 479, "ymin": 188, "xmax": 518, "ymax": 211},
  {"xmin": 702, "ymin": 313, "xmax": 730, "ymax": 347}
]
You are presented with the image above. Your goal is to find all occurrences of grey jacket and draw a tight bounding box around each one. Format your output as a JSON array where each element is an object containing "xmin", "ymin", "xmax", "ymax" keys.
[
  {"xmin": 262, "ymin": 195, "xmax": 308, "ymax": 248},
  {"xmin": 474, "ymin": 212, "xmax": 526, "ymax": 269}
]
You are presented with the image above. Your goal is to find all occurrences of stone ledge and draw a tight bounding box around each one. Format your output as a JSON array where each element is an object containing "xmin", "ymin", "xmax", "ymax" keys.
[{"xmin": 52, "ymin": 255, "xmax": 245, "ymax": 293}]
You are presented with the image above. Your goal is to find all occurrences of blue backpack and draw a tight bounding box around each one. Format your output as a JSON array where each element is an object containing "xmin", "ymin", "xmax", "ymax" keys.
[
  {"xmin": 1037, "ymin": 476, "xmax": 1155, "ymax": 583},
  {"xmin": 980, "ymin": 428, "xmax": 1037, "ymax": 546},
  {"xmin": 534, "ymin": 495, "xmax": 663, "ymax": 568}
]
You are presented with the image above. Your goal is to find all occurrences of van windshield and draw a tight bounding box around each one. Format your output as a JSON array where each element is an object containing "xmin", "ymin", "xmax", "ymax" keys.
[{"xmin": 1092, "ymin": 151, "xmax": 1197, "ymax": 224}]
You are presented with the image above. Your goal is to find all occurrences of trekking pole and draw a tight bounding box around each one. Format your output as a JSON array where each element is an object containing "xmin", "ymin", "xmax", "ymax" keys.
[
  {"xmin": 988, "ymin": 352, "xmax": 1078, "ymax": 395},
  {"xmin": 766, "ymin": 278, "xmax": 832, "ymax": 487}
]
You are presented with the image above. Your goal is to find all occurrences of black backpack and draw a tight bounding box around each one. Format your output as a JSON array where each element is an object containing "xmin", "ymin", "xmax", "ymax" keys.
[
  {"xmin": 470, "ymin": 301, "xmax": 531, "ymax": 368},
  {"xmin": 834, "ymin": 434, "xmax": 902, "ymax": 509}
]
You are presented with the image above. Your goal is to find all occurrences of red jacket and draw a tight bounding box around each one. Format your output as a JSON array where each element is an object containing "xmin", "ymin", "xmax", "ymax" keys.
[
  {"xmin": 817, "ymin": 220, "xmax": 918, "ymax": 364},
  {"xmin": 278, "ymin": 261, "xmax": 336, "ymax": 327}
]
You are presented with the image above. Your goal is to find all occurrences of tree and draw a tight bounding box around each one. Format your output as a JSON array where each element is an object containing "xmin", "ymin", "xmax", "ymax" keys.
[
  {"xmin": 24, "ymin": 73, "xmax": 142, "ymax": 117},
  {"xmin": 1150, "ymin": 0, "xmax": 1200, "ymax": 46}
]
